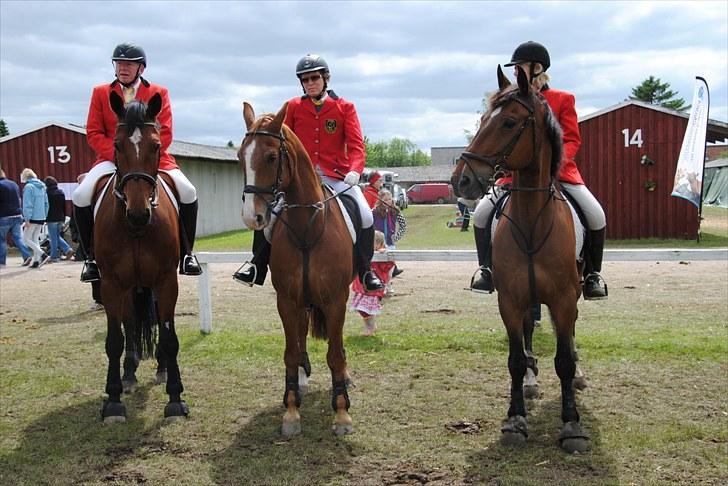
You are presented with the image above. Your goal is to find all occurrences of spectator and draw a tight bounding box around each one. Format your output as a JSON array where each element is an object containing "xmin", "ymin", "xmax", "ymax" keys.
[
  {"xmin": 0, "ymin": 167, "xmax": 32, "ymax": 267},
  {"xmin": 373, "ymin": 188, "xmax": 406, "ymax": 280},
  {"xmin": 457, "ymin": 197, "xmax": 471, "ymax": 232},
  {"xmin": 20, "ymin": 168, "xmax": 50, "ymax": 268},
  {"xmin": 363, "ymin": 171, "xmax": 383, "ymax": 209},
  {"xmin": 350, "ymin": 230, "xmax": 394, "ymax": 336},
  {"xmin": 44, "ymin": 176, "xmax": 74, "ymax": 262}
]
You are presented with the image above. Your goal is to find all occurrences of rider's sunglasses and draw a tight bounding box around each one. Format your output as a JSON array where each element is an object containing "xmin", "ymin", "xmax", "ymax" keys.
[{"xmin": 300, "ymin": 73, "xmax": 322, "ymax": 84}]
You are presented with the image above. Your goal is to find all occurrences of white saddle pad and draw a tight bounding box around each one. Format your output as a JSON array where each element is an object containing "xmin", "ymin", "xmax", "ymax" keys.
[
  {"xmin": 264, "ymin": 185, "xmax": 357, "ymax": 244},
  {"xmin": 491, "ymin": 193, "xmax": 585, "ymax": 262}
]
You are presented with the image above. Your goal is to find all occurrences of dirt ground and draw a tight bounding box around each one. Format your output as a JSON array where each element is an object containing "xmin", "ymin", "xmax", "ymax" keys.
[{"xmin": 1, "ymin": 254, "xmax": 727, "ymax": 329}]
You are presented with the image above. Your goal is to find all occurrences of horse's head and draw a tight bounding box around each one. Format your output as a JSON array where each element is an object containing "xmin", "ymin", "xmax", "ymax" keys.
[
  {"xmin": 110, "ymin": 91, "xmax": 162, "ymax": 227},
  {"xmin": 451, "ymin": 65, "xmax": 561, "ymax": 199},
  {"xmin": 238, "ymin": 101, "xmax": 291, "ymax": 230}
]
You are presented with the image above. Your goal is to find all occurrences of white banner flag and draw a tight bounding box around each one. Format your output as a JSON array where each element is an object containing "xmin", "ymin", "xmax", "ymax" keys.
[{"xmin": 671, "ymin": 77, "xmax": 710, "ymax": 208}]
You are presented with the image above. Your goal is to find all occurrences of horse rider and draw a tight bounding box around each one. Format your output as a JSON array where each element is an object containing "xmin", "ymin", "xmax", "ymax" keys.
[
  {"xmin": 72, "ymin": 42, "xmax": 202, "ymax": 282},
  {"xmin": 468, "ymin": 41, "xmax": 608, "ymax": 300},
  {"xmin": 233, "ymin": 54, "xmax": 384, "ymax": 292}
]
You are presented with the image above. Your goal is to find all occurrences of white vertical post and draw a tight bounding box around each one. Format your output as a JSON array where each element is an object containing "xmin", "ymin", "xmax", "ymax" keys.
[{"xmin": 197, "ymin": 262, "xmax": 212, "ymax": 334}]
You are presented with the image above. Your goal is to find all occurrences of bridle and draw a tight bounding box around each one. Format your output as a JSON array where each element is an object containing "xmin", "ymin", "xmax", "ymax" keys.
[
  {"xmin": 242, "ymin": 129, "xmax": 288, "ymax": 200},
  {"xmin": 113, "ymin": 121, "xmax": 160, "ymax": 208},
  {"xmin": 459, "ymin": 93, "xmax": 540, "ymax": 195}
]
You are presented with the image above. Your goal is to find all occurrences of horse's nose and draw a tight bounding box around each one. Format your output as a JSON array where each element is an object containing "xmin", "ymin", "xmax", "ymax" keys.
[
  {"xmin": 457, "ymin": 174, "xmax": 472, "ymax": 194},
  {"xmin": 255, "ymin": 213, "xmax": 265, "ymax": 226},
  {"xmin": 126, "ymin": 208, "xmax": 151, "ymax": 227}
]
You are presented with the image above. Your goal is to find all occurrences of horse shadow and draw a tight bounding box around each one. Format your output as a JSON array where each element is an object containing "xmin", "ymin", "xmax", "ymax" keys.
[
  {"xmin": 463, "ymin": 396, "xmax": 618, "ymax": 484},
  {"xmin": 0, "ymin": 384, "xmax": 164, "ymax": 485},
  {"xmin": 209, "ymin": 390, "xmax": 358, "ymax": 486}
]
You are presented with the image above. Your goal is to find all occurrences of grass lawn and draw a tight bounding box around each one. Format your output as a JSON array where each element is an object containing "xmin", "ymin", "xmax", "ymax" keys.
[{"xmin": 197, "ymin": 204, "xmax": 728, "ymax": 251}]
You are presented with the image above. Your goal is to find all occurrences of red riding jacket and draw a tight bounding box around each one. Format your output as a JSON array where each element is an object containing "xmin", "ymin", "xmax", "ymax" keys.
[
  {"xmin": 497, "ymin": 86, "xmax": 584, "ymax": 186},
  {"xmin": 284, "ymin": 91, "xmax": 366, "ymax": 180},
  {"xmin": 86, "ymin": 78, "xmax": 177, "ymax": 170}
]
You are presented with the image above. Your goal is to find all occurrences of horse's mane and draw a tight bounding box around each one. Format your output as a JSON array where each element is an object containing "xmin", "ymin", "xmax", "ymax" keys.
[
  {"xmin": 488, "ymin": 87, "xmax": 563, "ymax": 178},
  {"xmin": 121, "ymin": 100, "xmax": 153, "ymax": 135}
]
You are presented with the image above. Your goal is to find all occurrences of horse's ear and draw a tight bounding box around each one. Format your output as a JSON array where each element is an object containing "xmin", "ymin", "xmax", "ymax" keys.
[
  {"xmin": 110, "ymin": 91, "xmax": 125, "ymax": 119},
  {"xmin": 147, "ymin": 93, "xmax": 162, "ymax": 120},
  {"xmin": 497, "ymin": 64, "xmax": 510, "ymax": 90},
  {"xmin": 243, "ymin": 102, "xmax": 255, "ymax": 130},
  {"xmin": 270, "ymin": 102, "xmax": 288, "ymax": 133},
  {"xmin": 516, "ymin": 65, "xmax": 529, "ymax": 96}
]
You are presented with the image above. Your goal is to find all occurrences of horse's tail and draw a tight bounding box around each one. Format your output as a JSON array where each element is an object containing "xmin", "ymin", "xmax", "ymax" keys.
[
  {"xmin": 308, "ymin": 305, "xmax": 327, "ymax": 340},
  {"xmin": 133, "ymin": 287, "xmax": 158, "ymax": 359}
]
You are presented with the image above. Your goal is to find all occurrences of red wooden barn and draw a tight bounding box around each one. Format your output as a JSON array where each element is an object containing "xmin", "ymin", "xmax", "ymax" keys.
[
  {"xmin": 0, "ymin": 122, "xmax": 95, "ymax": 215},
  {"xmin": 577, "ymin": 100, "xmax": 728, "ymax": 239}
]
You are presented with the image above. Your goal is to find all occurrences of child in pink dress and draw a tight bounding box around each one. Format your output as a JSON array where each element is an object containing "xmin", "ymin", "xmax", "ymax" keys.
[{"xmin": 350, "ymin": 231, "xmax": 395, "ymax": 336}]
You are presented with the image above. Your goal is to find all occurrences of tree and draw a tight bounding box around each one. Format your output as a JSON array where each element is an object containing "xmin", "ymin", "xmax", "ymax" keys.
[
  {"xmin": 629, "ymin": 76, "xmax": 687, "ymax": 111},
  {"xmin": 0, "ymin": 119, "xmax": 8, "ymax": 137},
  {"xmin": 364, "ymin": 136, "xmax": 431, "ymax": 167},
  {"xmin": 464, "ymin": 91, "xmax": 492, "ymax": 143}
]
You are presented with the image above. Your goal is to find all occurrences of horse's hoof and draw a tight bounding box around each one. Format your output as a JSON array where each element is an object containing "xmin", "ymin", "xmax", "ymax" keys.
[
  {"xmin": 155, "ymin": 371, "xmax": 167, "ymax": 385},
  {"xmin": 282, "ymin": 420, "xmax": 301, "ymax": 437},
  {"xmin": 101, "ymin": 400, "xmax": 126, "ymax": 423},
  {"xmin": 333, "ymin": 423, "xmax": 354, "ymax": 436},
  {"xmin": 572, "ymin": 376, "xmax": 588, "ymax": 391},
  {"xmin": 122, "ymin": 379, "xmax": 138, "ymax": 394},
  {"xmin": 103, "ymin": 415, "xmax": 127, "ymax": 425},
  {"xmin": 500, "ymin": 415, "xmax": 528, "ymax": 445},
  {"xmin": 163, "ymin": 400, "xmax": 189, "ymax": 423},
  {"xmin": 523, "ymin": 384, "xmax": 539, "ymax": 399},
  {"xmin": 559, "ymin": 421, "xmax": 590, "ymax": 453}
]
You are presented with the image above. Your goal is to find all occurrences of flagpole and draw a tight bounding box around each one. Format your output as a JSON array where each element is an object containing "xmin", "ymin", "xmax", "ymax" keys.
[{"xmin": 696, "ymin": 76, "xmax": 709, "ymax": 244}]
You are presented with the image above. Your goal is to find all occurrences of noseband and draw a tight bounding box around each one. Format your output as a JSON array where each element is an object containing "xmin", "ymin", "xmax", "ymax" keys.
[
  {"xmin": 459, "ymin": 95, "xmax": 537, "ymax": 193},
  {"xmin": 242, "ymin": 130, "xmax": 288, "ymax": 199},
  {"xmin": 113, "ymin": 121, "xmax": 160, "ymax": 208}
]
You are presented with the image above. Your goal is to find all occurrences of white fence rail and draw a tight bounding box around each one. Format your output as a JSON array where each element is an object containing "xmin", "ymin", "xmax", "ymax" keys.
[{"xmin": 195, "ymin": 248, "xmax": 728, "ymax": 334}]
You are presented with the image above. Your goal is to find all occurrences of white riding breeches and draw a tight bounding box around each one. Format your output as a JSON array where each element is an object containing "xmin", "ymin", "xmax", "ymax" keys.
[
  {"xmin": 322, "ymin": 174, "xmax": 373, "ymax": 228},
  {"xmin": 472, "ymin": 183, "xmax": 606, "ymax": 231},
  {"xmin": 72, "ymin": 162, "xmax": 197, "ymax": 207}
]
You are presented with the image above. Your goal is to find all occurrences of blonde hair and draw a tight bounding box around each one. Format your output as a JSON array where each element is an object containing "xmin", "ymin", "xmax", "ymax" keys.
[
  {"xmin": 374, "ymin": 230, "xmax": 386, "ymax": 250},
  {"xmin": 20, "ymin": 168, "xmax": 37, "ymax": 182},
  {"xmin": 516, "ymin": 62, "xmax": 551, "ymax": 90}
]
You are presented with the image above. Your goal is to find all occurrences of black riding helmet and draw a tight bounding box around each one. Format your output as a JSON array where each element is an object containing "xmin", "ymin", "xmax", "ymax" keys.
[
  {"xmin": 296, "ymin": 54, "xmax": 329, "ymax": 98},
  {"xmin": 112, "ymin": 42, "xmax": 147, "ymax": 67},
  {"xmin": 504, "ymin": 41, "xmax": 550, "ymax": 72}
]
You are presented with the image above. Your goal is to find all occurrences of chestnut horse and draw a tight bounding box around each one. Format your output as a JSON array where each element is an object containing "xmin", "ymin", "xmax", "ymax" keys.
[
  {"xmin": 451, "ymin": 66, "xmax": 589, "ymax": 453},
  {"xmin": 238, "ymin": 101, "xmax": 354, "ymax": 437},
  {"xmin": 94, "ymin": 91, "xmax": 188, "ymax": 424}
]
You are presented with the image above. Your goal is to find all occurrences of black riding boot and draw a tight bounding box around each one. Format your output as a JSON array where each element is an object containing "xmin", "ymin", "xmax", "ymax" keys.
[
  {"xmin": 357, "ymin": 226, "xmax": 383, "ymax": 291},
  {"xmin": 584, "ymin": 228, "xmax": 608, "ymax": 300},
  {"xmin": 178, "ymin": 201, "xmax": 202, "ymax": 276},
  {"xmin": 470, "ymin": 226, "xmax": 493, "ymax": 293},
  {"xmin": 73, "ymin": 204, "xmax": 100, "ymax": 283},
  {"xmin": 233, "ymin": 229, "xmax": 271, "ymax": 286}
]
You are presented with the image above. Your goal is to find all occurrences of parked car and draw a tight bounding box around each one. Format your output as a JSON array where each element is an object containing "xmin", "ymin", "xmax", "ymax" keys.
[
  {"xmin": 406, "ymin": 183, "xmax": 455, "ymax": 204},
  {"xmin": 361, "ymin": 169, "xmax": 408, "ymax": 209}
]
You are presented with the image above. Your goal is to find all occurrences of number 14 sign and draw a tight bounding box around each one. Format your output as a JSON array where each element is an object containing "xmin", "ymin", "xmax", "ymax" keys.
[{"xmin": 621, "ymin": 128, "xmax": 643, "ymax": 148}]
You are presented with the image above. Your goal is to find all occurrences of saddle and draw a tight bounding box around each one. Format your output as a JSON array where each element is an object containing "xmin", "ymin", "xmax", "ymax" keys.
[{"xmin": 488, "ymin": 187, "xmax": 586, "ymax": 263}]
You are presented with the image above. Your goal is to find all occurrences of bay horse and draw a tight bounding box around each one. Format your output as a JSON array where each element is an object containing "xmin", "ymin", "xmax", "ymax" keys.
[
  {"xmin": 94, "ymin": 91, "xmax": 188, "ymax": 424},
  {"xmin": 238, "ymin": 101, "xmax": 354, "ymax": 437},
  {"xmin": 451, "ymin": 66, "xmax": 589, "ymax": 453}
]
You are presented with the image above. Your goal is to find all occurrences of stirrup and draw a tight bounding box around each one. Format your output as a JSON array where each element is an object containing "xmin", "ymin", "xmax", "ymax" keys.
[
  {"xmin": 181, "ymin": 254, "xmax": 202, "ymax": 276},
  {"xmin": 232, "ymin": 261, "xmax": 257, "ymax": 287},
  {"xmin": 80, "ymin": 260, "xmax": 100, "ymax": 283},
  {"xmin": 469, "ymin": 265, "xmax": 493, "ymax": 294},
  {"xmin": 583, "ymin": 273, "xmax": 608, "ymax": 300}
]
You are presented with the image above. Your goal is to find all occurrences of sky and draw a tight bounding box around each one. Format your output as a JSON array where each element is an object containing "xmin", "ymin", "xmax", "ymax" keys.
[{"xmin": 1, "ymin": 0, "xmax": 726, "ymax": 153}]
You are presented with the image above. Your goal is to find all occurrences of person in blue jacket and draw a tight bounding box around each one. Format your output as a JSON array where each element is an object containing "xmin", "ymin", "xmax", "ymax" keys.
[{"xmin": 20, "ymin": 168, "xmax": 50, "ymax": 268}]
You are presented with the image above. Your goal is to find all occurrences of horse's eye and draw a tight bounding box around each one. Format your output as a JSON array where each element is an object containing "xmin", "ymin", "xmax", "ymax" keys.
[
  {"xmin": 266, "ymin": 153, "xmax": 277, "ymax": 164},
  {"xmin": 502, "ymin": 118, "xmax": 517, "ymax": 129}
]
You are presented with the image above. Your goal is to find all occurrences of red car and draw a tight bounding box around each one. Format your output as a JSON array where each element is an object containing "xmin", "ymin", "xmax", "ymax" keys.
[{"xmin": 406, "ymin": 183, "xmax": 455, "ymax": 204}]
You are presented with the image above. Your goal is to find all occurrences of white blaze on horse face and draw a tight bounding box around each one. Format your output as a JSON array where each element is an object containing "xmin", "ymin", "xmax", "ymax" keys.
[
  {"xmin": 483, "ymin": 107, "xmax": 502, "ymax": 129},
  {"xmin": 241, "ymin": 139, "xmax": 261, "ymax": 228},
  {"xmin": 130, "ymin": 127, "xmax": 142, "ymax": 158}
]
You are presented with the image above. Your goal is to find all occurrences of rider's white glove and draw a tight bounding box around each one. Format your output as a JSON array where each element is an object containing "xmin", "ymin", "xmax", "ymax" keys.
[{"xmin": 343, "ymin": 171, "xmax": 360, "ymax": 186}]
